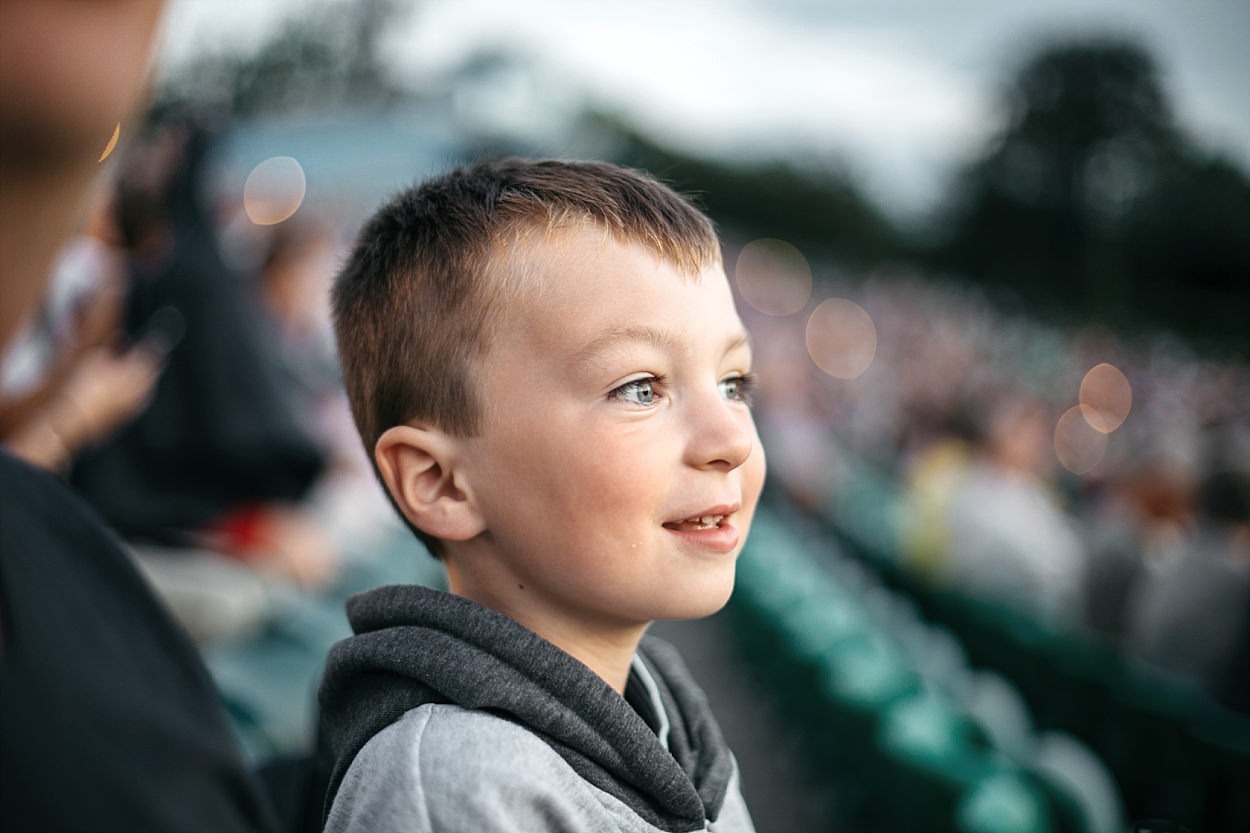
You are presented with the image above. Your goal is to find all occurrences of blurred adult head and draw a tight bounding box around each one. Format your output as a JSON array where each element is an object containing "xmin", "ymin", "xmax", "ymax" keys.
[{"xmin": 0, "ymin": 0, "xmax": 167, "ymax": 349}]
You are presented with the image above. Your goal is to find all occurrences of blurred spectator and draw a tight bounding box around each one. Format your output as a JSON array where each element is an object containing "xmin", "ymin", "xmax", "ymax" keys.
[
  {"xmin": 69, "ymin": 116, "xmax": 340, "ymax": 642},
  {"xmin": 251, "ymin": 214, "xmax": 398, "ymax": 556},
  {"xmin": 0, "ymin": 1, "xmax": 278, "ymax": 830},
  {"xmin": 1080, "ymin": 446, "xmax": 1195, "ymax": 642},
  {"xmin": 931, "ymin": 391, "xmax": 1087, "ymax": 626},
  {"xmin": 898, "ymin": 399, "xmax": 980, "ymax": 578},
  {"xmin": 0, "ymin": 183, "xmax": 164, "ymax": 472},
  {"xmin": 1125, "ymin": 463, "xmax": 1250, "ymax": 693},
  {"xmin": 750, "ymin": 265, "xmax": 1247, "ymax": 654},
  {"xmin": 748, "ymin": 312, "xmax": 843, "ymax": 510},
  {"xmin": 255, "ymin": 216, "xmax": 337, "ymax": 354},
  {"xmin": 252, "ymin": 213, "xmax": 344, "ymax": 452}
]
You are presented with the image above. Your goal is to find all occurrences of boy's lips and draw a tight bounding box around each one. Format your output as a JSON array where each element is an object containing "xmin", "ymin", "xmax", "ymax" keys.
[{"xmin": 662, "ymin": 504, "xmax": 742, "ymax": 552}]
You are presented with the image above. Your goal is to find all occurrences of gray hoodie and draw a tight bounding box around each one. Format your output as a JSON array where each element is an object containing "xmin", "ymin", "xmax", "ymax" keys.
[{"xmin": 319, "ymin": 584, "xmax": 755, "ymax": 832}]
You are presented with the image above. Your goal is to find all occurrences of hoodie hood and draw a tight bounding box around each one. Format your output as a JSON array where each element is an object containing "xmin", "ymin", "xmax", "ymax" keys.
[{"xmin": 318, "ymin": 584, "xmax": 733, "ymax": 832}]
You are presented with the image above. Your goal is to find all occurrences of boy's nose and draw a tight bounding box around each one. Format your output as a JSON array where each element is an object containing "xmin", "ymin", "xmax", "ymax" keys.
[{"xmin": 685, "ymin": 394, "xmax": 756, "ymax": 472}]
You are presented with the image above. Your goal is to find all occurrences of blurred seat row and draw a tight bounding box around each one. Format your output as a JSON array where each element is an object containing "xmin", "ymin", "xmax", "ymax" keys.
[{"xmin": 730, "ymin": 497, "xmax": 1250, "ymax": 833}]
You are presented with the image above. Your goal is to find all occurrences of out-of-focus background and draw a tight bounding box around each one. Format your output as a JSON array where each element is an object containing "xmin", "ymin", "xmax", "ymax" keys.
[{"xmin": 4, "ymin": 1, "xmax": 1246, "ymax": 831}]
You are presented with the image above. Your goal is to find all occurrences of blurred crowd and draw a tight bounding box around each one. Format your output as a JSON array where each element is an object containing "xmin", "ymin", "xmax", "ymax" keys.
[
  {"xmin": 742, "ymin": 262, "xmax": 1250, "ymax": 714},
  {"xmin": 4, "ymin": 116, "xmax": 1246, "ymax": 716},
  {"xmin": 0, "ymin": 115, "xmax": 398, "ymax": 647},
  {"xmin": 6, "ymin": 4, "xmax": 1241, "ymax": 832},
  {"xmin": 2, "ymin": 108, "xmax": 1245, "ymax": 740}
]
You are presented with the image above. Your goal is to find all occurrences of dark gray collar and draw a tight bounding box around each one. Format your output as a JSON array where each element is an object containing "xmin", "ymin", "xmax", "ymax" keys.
[{"xmin": 318, "ymin": 584, "xmax": 732, "ymax": 831}]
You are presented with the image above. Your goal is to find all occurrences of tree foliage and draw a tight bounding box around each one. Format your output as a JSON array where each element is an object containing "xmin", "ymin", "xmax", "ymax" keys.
[
  {"xmin": 154, "ymin": 0, "xmax": 411, "ymax": 120},
  {"xmin": 577, "ymin": 112, "xmax": 906, "ymax": 271},
  {"xmin": 929, "ymin": 36, "xmax": 1250, "ymax": 348}
]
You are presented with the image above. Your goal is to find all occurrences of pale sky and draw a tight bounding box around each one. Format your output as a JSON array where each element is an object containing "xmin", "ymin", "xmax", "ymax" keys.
[{"xmin": 157, "ymin": 0, "xmax": 1250, "ymax": 219}]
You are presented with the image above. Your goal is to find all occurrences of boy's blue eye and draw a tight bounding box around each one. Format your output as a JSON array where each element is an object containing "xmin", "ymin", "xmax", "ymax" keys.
[
  {"xmin": 720, "ymin": 373, "xmax": 757, "ymax": 404},
  {"xmin": 610, "ymin": 376, "xmax": 661, "ymax": 405}
]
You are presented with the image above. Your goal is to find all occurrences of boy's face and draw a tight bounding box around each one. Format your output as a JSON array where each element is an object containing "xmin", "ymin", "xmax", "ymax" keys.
[{"xmin": 454, "ymin": 225, "xmax": 766, "ymax": 637}]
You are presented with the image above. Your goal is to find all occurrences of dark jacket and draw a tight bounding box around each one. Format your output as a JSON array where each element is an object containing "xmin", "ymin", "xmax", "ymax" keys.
[{"xmin": 0, "ymin": 451, "xmax": 278, "ymax": 833}]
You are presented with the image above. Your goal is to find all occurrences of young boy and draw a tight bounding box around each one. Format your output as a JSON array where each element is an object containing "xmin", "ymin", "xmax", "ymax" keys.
[{"xmin": 319, "ymin": 159, "xmax": 766, "ymax": 832}]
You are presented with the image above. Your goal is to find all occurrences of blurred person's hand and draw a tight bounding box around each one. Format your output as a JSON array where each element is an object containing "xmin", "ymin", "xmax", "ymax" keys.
[
  {"xmin": 59, "ymin": 343, "xmax": 163, "ymax": 442},
  {"xmin": 68, "ymin": 273, "xmax": 127, "ymax": 354},
  {"xmin": 4, "ymin": 342, "xmax": 163, "ymax": 471},
  {"xmin": 2, "ymin": 264, "xmax": 165, "ymax": 472}
]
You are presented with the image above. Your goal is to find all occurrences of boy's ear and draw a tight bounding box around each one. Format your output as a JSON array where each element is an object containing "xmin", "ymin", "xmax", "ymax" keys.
[{"xmin": 374, "ymin": 425, "xmax": 485, "ymax": 544}]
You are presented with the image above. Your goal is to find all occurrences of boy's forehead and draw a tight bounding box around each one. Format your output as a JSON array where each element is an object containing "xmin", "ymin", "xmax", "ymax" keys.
[
  {"xmin": 483, "ymin": 225, "xmax": 743, "ymax": 356},
  {"xmin": 490, "ymin": 221, "xmax": 715, "ymax": 301}
]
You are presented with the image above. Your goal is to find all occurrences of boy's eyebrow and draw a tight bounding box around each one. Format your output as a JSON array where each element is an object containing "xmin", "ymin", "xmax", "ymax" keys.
[{"xmin": 572, "ymin": 325, "xmax": 752, "ymax": 367}]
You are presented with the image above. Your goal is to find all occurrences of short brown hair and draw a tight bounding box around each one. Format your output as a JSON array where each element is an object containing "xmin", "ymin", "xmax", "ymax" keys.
[{"xmin": 331, "ymin": 159, "xmax": 719, "ymax": 551}]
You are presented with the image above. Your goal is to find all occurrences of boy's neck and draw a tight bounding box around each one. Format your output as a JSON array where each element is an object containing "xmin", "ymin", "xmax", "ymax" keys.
[
  {"xmin": 523, "ymin": 613, "xmax": 645, "ymax": 695},
  {"xmin": 444, "ymin": 565, "xmax": 646, "ymax": 694}
]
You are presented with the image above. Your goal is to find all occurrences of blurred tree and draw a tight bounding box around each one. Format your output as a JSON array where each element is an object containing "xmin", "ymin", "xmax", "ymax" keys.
[
  {"xmin": 1124, "ymin": 153, "xmax": 1250, "ymax": 343},
  {"xmin": 154, "ymin": 0, "xmax": 412, "ymax": 119},
  {"xmin": 575, "ymin": 111, "xmax": 906, "ymax": 270},
  {"xmin": 930, "ymin": 36, "xmax": 1250, "ymax": 349},
  {"xmin": 153, "ymin": 0, "xmax": 904, "ymax": 275}
]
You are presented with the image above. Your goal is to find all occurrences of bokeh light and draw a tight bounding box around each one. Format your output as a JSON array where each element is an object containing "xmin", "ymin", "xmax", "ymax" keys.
[
  {"xmin": 734, "ymin": 238, "xmax": 813, "ymax": 316},
  {"xmin": 1078, "ymin": 362, "xmax": 1132, "ymax": 433},
  {"xmin": 243, "ymin": 156, "xmax": 306, "ymax": 225},
  {"xmin": 805, "ymin": 298, "xmax": 877, "ymax": 380},
  {"xmin": 99, "ymin": 122, "xmax": 121, "ymax": 163},
  {"xmin": 1054, "ymin": 405, "xmax": 1108, "ymax": 475}
]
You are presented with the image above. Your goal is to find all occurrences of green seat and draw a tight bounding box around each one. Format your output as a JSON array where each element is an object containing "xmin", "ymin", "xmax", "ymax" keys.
[
  {"xmin": 1029, "ymin": 623, "xmax": 1122, "ymax": 742},
  {"xmin": 1102, "ymin": 663, "xmax": 1203, "ymax": 825},
  {"xmin": 933, "ymin": 591, "xmax": 1117, "ymax": 746},
  {"xmin": 961, "ymin": 669, "xmax": 1036, "ymax": 763},
  {"xmin": 778, "ymin": 595, "xmax": 869, "ymax": 661},
  {"xmin": 730, "ymin": 511, "xmax": 824, "ymax": 666},
  {"xmin": 811, "ymin": 631, "xmax": 922, "ymax": 822},
  {"xmin": 873, "ymin": 687, "xmax": 999, "ymax": 833},
  {"xmin": 957, "ymin": 771, "xmax": 1055, "ymax": 833},
  {"xmin": 820, "ymin": 630, "xmax": 920, "ymax": 749},
  {"xmin": 767, "ymin": 594, "xmax": 875, "ymax": 736},
  {"xmin": 1029, "ymin": 731, "xmax": 1125, "ymax": 833},
  {"xmin": 1189, "ymin": 710, "xmax": 1250, "ymax": 833}
]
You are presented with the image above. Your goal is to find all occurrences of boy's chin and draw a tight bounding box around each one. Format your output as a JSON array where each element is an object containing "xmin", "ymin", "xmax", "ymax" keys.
[{"xmin": 655, "ymin": 582, "xmax": 737, "ymax": 623}]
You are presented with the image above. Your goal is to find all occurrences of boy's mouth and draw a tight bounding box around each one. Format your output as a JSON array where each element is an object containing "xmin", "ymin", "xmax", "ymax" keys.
[{"xmin": 663, "ymin": 514, "xmax": 728, "ymax": 532}]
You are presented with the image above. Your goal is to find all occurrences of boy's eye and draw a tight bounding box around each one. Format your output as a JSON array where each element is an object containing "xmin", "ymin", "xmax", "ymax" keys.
[
  {"xmin": 720, "ymin": 373, "xmax": 757, "ymax": 405},
  {"xmin": 610, "ymin": 376, "xmax": 662, "ymax": 406}
]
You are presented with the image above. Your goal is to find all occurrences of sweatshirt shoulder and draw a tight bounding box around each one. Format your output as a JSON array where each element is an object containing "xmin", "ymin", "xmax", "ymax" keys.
[{"xmin": 326, "ymin": 704, "xmax": 656, "ymax": 833}]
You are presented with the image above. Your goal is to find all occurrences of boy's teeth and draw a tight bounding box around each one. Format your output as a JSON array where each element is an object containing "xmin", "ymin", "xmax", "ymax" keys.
[{"xmin": 668, "ymin": 514, "xmax": 725, "ymax": 531}]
